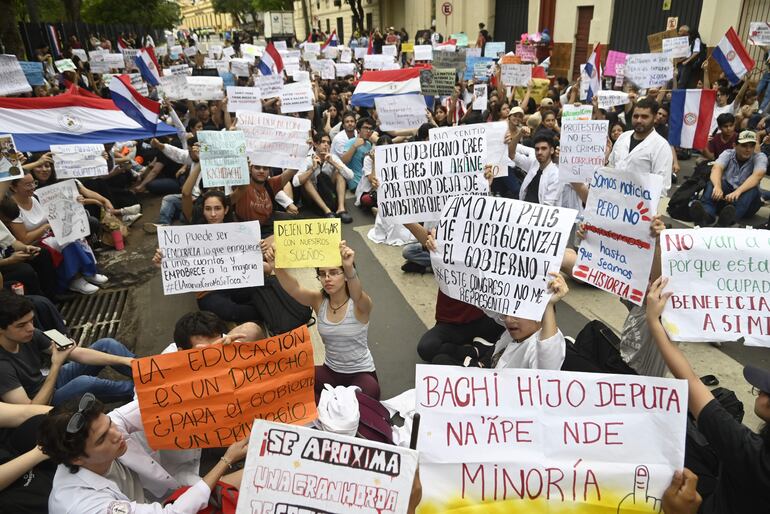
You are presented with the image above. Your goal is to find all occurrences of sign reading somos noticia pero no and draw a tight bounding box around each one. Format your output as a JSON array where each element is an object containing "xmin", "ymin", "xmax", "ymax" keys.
[
  {"xmin": 431, "ymin": 195, "xmax": 577, "ymax": 321},
  {"xmin": 573, "ymin": 168, "xmax": 664, "ymax": 306},
  {"xmin": 375, "ymin": 135, "xmax": 488, "ymax": 224},
  {"xmin": 415, "ymin": 364, "xmax": 687, "ymax": 512},
  {"xmin": 237, "ymin": 420, "xmax": 419, "ymax": 514},
  {"xmin": 158, "ymin": 221, "xmax": 264, "ymax": 295},
  {"xmin": 274, "ymin": 218, "xmax": 342, "ymax": 269},
  {"xmin": 132, "ymin": 325, "xmax": 317, "ymax": 450},
  {"xmin": 198, "ymin": 130, "xmax": 249, "ymax": 188},
  {"xmin": 661, "ymin": 227, "xmax": 770, "ymax": 347}
]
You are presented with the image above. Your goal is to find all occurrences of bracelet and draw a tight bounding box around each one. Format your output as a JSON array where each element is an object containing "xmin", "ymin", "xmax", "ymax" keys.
[
  {"xmin": 220, "ymin": 456, "xmax": 233, "ymax": 469},
  {"xmin": 345, "ymin": 268, "xmax": 358, "ymax": 280}
]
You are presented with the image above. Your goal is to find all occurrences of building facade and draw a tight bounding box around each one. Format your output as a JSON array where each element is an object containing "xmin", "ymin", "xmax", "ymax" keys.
[{"xmin": 177, "ymin": 0, "xmax": 234, "ymax": 32}]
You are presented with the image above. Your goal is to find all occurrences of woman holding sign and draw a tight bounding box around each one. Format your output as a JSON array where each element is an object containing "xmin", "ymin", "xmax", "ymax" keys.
[{"xmin": 269, "ymin": 241, "xmax": 380, "ymax": 400}]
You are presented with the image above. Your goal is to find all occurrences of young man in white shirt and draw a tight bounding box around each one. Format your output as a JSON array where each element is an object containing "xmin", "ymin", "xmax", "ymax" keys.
[
  {"xmin": 608, "ymin": 97, "xmax": 673, "ymax": 195},
  {"xmin": 38, "ymin": 394, "xmax": 248, "ymax": 514},
  {"xmin": 331, "ymin": 112, "xmax": 357, "ymax": 160}
]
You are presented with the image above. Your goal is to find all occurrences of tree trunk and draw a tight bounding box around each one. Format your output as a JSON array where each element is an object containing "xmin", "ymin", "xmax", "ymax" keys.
[
  {"xmin": 300, "ymin": 0, "xmax": 310, "ymax": 38},
  {"xmin": 0, "ymin": 0, "xmax": 26, "ymax": 58},
  {"xmin": 61, "ymin": 0, "xmax": 82, "ymax": 22},
  {"xmin": 346, "ymin": 0, "xmax": 363, "ymax": 33}
]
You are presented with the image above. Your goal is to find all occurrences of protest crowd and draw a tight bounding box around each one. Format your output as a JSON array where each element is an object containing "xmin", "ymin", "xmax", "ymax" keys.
[{"xmin": 0, "ymin": 13, "xmax": 769, "ymax": 514}]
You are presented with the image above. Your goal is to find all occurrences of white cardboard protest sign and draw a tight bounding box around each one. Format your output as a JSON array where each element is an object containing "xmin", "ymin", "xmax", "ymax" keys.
[
  {"xmin": 203, "ymin": 58, "xmax": 229, "ymax": 73},
  {"xmin": 208, "ymin": 44, "xmax": 223, "ymax": 59},
  {"xmin": 88, "ymin": 53, "xmax": 110, "ymax": 73},
  {"xmin": 54, "ymin": 58, "xmax": 77, "ymax": 73},
  {"xmin": 185, "ymin": 76, "xmax": 224, "ymax": 100},
  {"xmin": 429, "ymin": 123, "xmax": 508, "ymax": 177},
  {"xmin": 597, "ymin": 90, "xmax": 630, "ymax": 109},
  {"xmin": 416, "ymin": 364, "xmax": 688, "ymax": 512},
  {"xmin": 121, "ymin": 49, "xmax": 139, "ymax": 71},
  {"xmin": 226, "ymin": 86, "xmax": 262, "ymax": 112},
  {"xmin": 103, "ymin": 53, "xmax": 126, "ymax": 70},
  {"xmin": 71, "ymin": 49, "xmax": 88, "ymax": 62},
  {"xmin": 230, "ymin": 57, "xmax": 253, "ymax": 78},
  {"xmin": 382, "ymin": 45, "xmax": 398, "ymax": 57},
  {"xmin": 335, "ymin": 62, "xmax": 356, "ymax": 77},
  {"xmin": 414, "ymin": 45, "xmax": 433, "ymax": 61},
  {"xmin": 292, "ymin": 70, "xmax": 310, "ymax": 83},
  {"xmin": 432, "ymin": 196, "xmax": 577, "ymax": 319},
  {"xmin": 236, "ymin": 420, "xmax": 418, "ymax": 514},
  {"xmin": 304, "ymin": 42, "xmax": 321, "ymax": 55},
  {"xmin": 354, "ymin": 47, "xmax": 368, "ymax": 60},
  {"xmin": 374, "ymin": 95, "xmax": 427, "ymax": 131},
  {"xmin": 183, "ymin": 46, "xmax": 198, "ymax": 57},
  {"xmin": 500, "ymin": 63, "xmax": 532, "ymax": 87},
  {"xmin": 256, "ymin": 74, "xmax": 284, "ymax": 98},
  {"xmin": 154, "ymin": 46, "xmax": 167, "ymax": 57},
  {"xmin": 158, "ymin": 222, "xmax": 264, "ymax": 295},
  {"xmin": 340, "ymin": 47, "xmax": 352, "ymax": 63},
  {"xmin": 625, "ymin": 53, "xmax": 673, "ymax": 89},
  {"xmin": 749, "ymin": 22, "xmax": 770, "ymax": 45},
  {"xmin": 574, "ymin": 168, "xmax": 664, "ymax": 305},
  {"xmin": 661, "ymin": 228, "xmax": 770, "ymax": 346},
  {"xmin": 561, "ymin": 104, "xmax": 594, "ymax": 121},
  {"xmin": 375, "ymin": 136, "xmax": 488, "ymax": 224},
  {"xmin": 238, "ymin": 112, "xmax": 311, "ymax": 170},
  {"xmin": 364, "ymin": 54, "xmax": 396, "ymax": 70},
  {"xmin": 198, "ymin": 130, "xmax": 250, "ymax": 188},
  {"xmin": 322, "ymin": 46, "xmax": 339, "ymax": 60},
  {"xmin": 159, "ymin": 74, "xmax": 188, "ymax": 100},
  {"xmin": 273, "ymin": 40, "xmax": 287, "ymax": 52},
  {"xmin": 222, "ymin": 46, "xmax": 235, "ymax": 57},
  {"xmin": 472, "ymin": 83, "xmax": 487, "ymax": 110},
  {"xmin": 558, "ymin": 120, "xmax": 608, "ymax": 182},
  {"xmin": 0, "ymin": 55, "xmax": 33, "ymax": 96},
  {"xmin": 50, "ymin": 144, "xmax": 108, "ymax": 179},
  {"xmin": 662, "ymin": 36, "xmax": 690, "ymax": 59},
  {"xmin": 36, "ymin": 180, "xmax": 90, "ymax": 246},
  {"xmin": 484, "ymin": 41, "xmax": 506, "ymax": 58},
  {"xmin": 280, "ymin": 81, "xmax": 314, "ymax": 113},
  {"xmin": 0, "ymin": 134, "xmax": 23, "ymax": 182}
]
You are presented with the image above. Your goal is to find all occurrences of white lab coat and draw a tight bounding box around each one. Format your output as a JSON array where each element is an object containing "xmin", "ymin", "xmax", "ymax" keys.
[
  {"xmin": 505, "ymin": 145, "xmax": 584, "ymax": 211},
  {"xmin": 48, "ymin": 400, "xmax": 211, "ymax": 514},
  {"xmin": 608, "ymin": 130, "xmax": 673, "ymax": 194}
]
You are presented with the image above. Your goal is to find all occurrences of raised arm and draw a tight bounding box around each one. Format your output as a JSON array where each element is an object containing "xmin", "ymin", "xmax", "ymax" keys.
[
  {"xmin": 181, "ymin": 160, "xmax": 202, "ymax": 222},
  {"xmin": 645, "ymin": 277, "xmax": 714, "ymax": 419},
  {"xmin": 340, "ymin": 240, "xmax": 372, "ymax": 317}
]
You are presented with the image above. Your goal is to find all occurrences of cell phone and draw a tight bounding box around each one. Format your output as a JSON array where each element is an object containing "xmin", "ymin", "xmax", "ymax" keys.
[{"xmin": 44, "ymin": 329, "xmax": 75, "ymax": 350}]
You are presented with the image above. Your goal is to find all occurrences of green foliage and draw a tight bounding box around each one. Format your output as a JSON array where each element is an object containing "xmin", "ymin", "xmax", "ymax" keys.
[{"xmin": 80, "ymin": 0, "xmax": 181, "ymax": 28}]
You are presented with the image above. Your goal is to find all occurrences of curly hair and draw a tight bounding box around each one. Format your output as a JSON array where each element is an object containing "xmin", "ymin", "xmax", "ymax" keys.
[{"xmin": 37, "ymin": 398, "xmax": 105, "ymax": 473}]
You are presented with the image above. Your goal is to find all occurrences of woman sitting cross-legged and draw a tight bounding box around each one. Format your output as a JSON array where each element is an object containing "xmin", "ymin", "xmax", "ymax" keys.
[{"xmin": 268, "ymin": 240, "xmax": 380, "ymax": 400}]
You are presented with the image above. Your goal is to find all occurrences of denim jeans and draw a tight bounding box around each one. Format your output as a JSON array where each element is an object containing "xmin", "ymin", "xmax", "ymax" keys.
[
  {"xmin": 757, "ymin": 71, "xmax": 770, "ymax": 113},
  {"xmin": 158, "ymin": 194, "xmax": 183, "ymax": 225},
  {"xmin": 402, "ymin": 242, "xmax": 431, "ymax": 268},
  {"xmin": 146, "ymin": 177, "xmax": 182, "ymax": 195},
  {"xmin": 701, "ymin": 179, "xmax": 762, "ymax": 220},
  {"xmin": 52, "ymin": 338, "xmax": 135, "ymax": 406}
]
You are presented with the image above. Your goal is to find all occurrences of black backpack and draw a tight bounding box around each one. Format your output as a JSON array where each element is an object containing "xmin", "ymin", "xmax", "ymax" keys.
[
  {"xmin": 667, "ymin": 161, "xmax": 711, "ymax": 221},
  {"xmin": 251, "ymin": 275, "xmax": 313, "ymax": 336}
]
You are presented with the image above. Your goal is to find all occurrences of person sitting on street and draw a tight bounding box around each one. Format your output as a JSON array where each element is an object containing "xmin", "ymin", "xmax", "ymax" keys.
[
  {"xmin": 690, "ymin": 130, "xmax": 766, "ymax": 227},
  {"xmin": 0, "ymin": 293, "xmax": 135, "ymax": 406},
  {"xmin": 646, "ymin": 277, "xmax": 770, "ymax": 513},
  {"xmin": 38, "ymin": 394, "xmax": 248, "ymax": 514}
]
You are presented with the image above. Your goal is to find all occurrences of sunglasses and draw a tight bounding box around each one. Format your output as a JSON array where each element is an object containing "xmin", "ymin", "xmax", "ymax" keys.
[{"xmin": 66, "ymin": 393, "xmax": 96, "ymax": 434}]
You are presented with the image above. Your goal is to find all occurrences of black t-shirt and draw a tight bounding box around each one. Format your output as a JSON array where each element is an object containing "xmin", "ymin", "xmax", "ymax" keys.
[
  {"xmin": 0, "ymin": 331, "xmax": 51, "ymax": 399},
  {"xmin": 655, "ymin": 123, "xmax": 669, "ymax": 140},
  {"xmin": 524, "ymin": 169, "xmax": 543, "ymax": 204},
  {"xmin": 629, "ymin": 135, "xmax": 643, "ymax": 153},
  {"xmin": 697, "ymin": 399, "xmax": 770, "ymax": 514}
]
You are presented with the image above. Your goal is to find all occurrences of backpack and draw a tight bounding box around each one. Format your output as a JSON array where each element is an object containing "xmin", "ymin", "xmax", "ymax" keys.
[
  {"xmin": 165, "ymin": 481, "xmax": 238, "ymax": 514},
  {"xmin": 356, "ymin": 391, "xmax": 395, "ymax": 444},
  {"xmin": 666, "ymin": 161, "xmax": 711, "ymax": 221},
  {"xmin": 252, "ymin": 275, "xmax": 313, "ymax": 335},
  {"xmin": 712, "ymin": 386, "xmax": 744, "ymax": 423}
]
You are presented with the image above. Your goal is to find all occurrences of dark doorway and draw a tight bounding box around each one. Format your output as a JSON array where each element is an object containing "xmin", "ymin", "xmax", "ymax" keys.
[{"xmin": 571, "ymin": 6, "xmax": 594, "ymax": 80}]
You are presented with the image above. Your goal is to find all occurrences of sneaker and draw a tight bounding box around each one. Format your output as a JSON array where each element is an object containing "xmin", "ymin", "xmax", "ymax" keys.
[
  {"xmin": 689, "ymin": 201, "xmax": 715, "ymax": 227},
  {"xmin": 716, "ymin": 205, "xmax": 736, "ymax": 227},
  {"xmin": 85, "ymin": 274, "xmax": 109, "ymax": 285},
  {"xmin": 143, "ymin": 222, "xmax": 164, "ymax": 234},
  {"xmin": 401, "ymin": 261, "xmax": 431, "ymax": 274},
  {"xmin": 120, "ymin": 204, "xmax": 141, "ymax": 215},
  {"xmin": 337, "ymin": 210, "xmax": 353, "ymax": 224},
  {"xmin": 122, "ymin": 213, "xmax": 142, "ymax": 226},
  {"xmin": 69, "ymin": 277, "xmax": 99, "ymax": 295}
]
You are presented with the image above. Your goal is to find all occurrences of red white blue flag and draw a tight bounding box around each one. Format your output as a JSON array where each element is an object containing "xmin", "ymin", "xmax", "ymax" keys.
[
  {"xmin": 668, "ymin": 89, "xmax": 716, "ymax": 150},
  {"xmin": 712, "ymin": 27, "xmax": 755, "ymax": 85}
]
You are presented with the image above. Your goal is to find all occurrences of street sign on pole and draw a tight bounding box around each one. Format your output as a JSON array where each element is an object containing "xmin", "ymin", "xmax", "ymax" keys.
[{"xmin": 441, "ymin": 2, "xmax": 452, "ymax": 31}]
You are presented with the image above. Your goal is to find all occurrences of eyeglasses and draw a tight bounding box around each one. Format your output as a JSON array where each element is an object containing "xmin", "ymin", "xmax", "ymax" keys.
[
  {"xmin": 66, "ymin": 393, "xmax": 96, "ymax": 434},
  {"xmin": 316, "ymin": 269, "xmax": 344, "ymax": 280},
  {"xmin": 360, "ymin": 126, "xmax": 373, "ymax": 131},
  {"xmin": 22, "ymin": 180, "xmax": 38, "ymax": 189},
  {"xmin": 751, "ymin": 387, "xmax": 766, "ymax": 397}
]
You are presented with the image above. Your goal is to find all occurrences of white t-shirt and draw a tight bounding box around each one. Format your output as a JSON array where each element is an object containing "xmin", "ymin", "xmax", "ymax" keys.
[
  {"xmin": 332, "ymin": 129, "xmax": 355, "ymax": 159},
  {"xmin": 711, "ymin": 101, "xmax": 735, "ymax": 134},
  {"xmin": 491, "ymin": 328, "xmax": 567, "ymax": 370}
]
